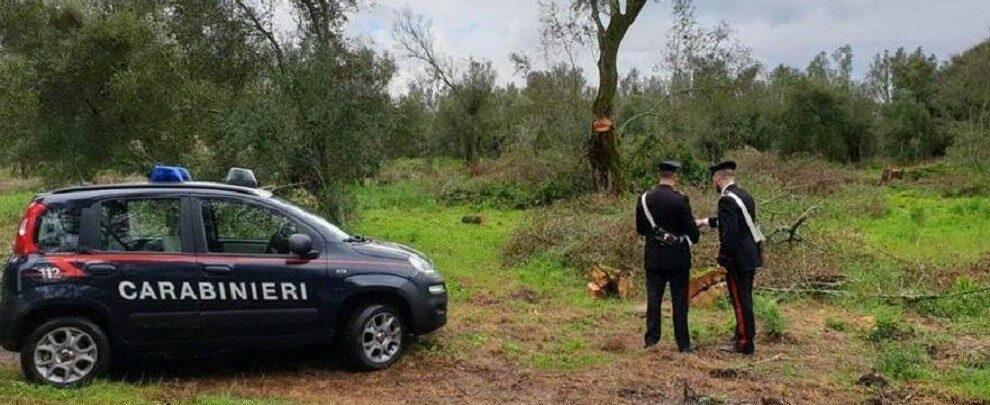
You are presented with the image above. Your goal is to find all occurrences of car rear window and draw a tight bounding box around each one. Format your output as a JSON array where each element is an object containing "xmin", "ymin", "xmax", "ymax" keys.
[{"xmin": 36, "ymin": 207, "xmax": 81, "ymax": 253}]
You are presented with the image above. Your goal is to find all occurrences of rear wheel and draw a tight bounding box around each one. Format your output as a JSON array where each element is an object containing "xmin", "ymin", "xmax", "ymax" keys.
[
  {"xmin": 341, "ymin": 304, "xmax": 405, "ymax": 370},
  {"xmin": 20, "ymin": 317, "xmax": 110, "ymax": 387}
]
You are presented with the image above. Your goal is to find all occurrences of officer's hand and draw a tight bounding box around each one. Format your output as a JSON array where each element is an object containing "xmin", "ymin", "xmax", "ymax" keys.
[{"xmin": 695, "ymin": 218, "xmax": 709, "ymax": 231}]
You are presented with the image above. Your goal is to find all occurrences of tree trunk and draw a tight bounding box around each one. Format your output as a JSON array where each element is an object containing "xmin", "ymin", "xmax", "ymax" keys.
[
  {"xmin": 587, "ymin": 0, "xmax": 648, "ymax": 196},
  {"xmin": 590, "ymin": 43, "xmax": 622, "ymax": 195}
]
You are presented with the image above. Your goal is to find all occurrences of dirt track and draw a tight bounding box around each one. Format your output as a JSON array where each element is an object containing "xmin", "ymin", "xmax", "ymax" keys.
[{"xmin": 4, "ymin": 302, "xmax": 954, "ymax": 404}]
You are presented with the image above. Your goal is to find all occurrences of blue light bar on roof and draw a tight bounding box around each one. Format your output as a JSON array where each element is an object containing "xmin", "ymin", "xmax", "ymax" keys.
[{"xmin": 149, "ymin": 165, "xmax": 192, "ymax": 183}]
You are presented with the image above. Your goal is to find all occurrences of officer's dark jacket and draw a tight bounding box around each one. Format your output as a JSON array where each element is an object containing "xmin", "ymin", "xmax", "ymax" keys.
[
  {"xmin": 635, "ymin": 185, "xmax": 700, "ymax": 272},
  {"xmin": 708, "ymin": 184, "xmax": 762, "ymax": 272}
]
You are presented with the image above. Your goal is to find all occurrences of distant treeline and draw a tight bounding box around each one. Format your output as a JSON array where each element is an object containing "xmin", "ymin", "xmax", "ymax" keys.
[{"xmin": 1, "ymin": 1, "xmax": 988, "ymax": 221}]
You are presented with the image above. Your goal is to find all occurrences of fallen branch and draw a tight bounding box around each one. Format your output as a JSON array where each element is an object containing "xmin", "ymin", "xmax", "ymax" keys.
[
  {"xmin": 757, "ymin": 286, "xmax": 990, "ymax": 303},
  {"xmin": 757, "ymin": 287, "xmax": 850, "ymax": 297},
  {"xmin": 745, "ymin": 353, "xmax": 785, "ymax": 368},
  {"xmin": 768, "ymin": 205, "xmax": 819, "ymax": 244},
  {"xmin": 874, "ymin": 286, "xmax": 990, "ymax": 303}
]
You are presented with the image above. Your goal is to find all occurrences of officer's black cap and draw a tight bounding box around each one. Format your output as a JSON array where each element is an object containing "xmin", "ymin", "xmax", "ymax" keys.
[
  {"xmin": 658, "ymin": 160, "xmax": 681, "ymax": 173},
  {"xmin": 708, "ymin": 160, "xmax": 737, "ymax": 175}
]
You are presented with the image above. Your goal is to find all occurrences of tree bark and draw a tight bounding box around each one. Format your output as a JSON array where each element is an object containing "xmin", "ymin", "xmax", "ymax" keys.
[{"xmin": 588, "ymin": 0, "xmax": 647, "ymax": 195}]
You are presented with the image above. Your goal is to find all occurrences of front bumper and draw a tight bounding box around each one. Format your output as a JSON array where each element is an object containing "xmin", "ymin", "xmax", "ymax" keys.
[{"xmin": 409, "ymin": 276, "xmax": 447, "ymax": 334}]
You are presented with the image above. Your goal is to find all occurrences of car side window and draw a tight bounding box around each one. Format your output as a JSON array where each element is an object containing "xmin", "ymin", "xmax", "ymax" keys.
[
  {"xmin": 36, "ymin": 207, "xmax": 81, "ymax": 253},
  {"xmin": 98, "ymin": 198, "xmax": 182, "ymax": 253},
  {"xmin": 201, "ymin": 198, "xmax": 299, "ymax": 255}
]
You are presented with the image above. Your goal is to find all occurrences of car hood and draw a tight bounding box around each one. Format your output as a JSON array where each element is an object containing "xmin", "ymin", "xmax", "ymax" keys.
[{"xmin": 350, "ymin": 240, "xmax": 421, "ymax": 261}]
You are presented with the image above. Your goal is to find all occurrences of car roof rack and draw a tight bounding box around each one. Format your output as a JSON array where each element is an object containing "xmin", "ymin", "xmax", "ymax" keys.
[{"xmin": 49, "ymin": 181, "xmax": 272, "ymax": 197}]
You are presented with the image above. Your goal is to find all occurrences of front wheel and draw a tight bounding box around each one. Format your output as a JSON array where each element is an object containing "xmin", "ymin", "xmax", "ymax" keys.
[
  {"xmin": 341, "ymin": 304, "xmax": 406, "ymax": 370},
  {"xmin": 20, "ymin": 317, "xmax": 110, "ymax": 387}
]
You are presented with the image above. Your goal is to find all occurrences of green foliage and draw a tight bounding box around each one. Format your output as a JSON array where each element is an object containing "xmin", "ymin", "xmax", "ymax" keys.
[
  {"xmin": 937, "ymin": 39, "xmax": 990, "ymax": 129},
  {"xmin": 0, "ymin": 1, "xmax": 394, "ymax": 223},
  {"xmin": 501, "ymin": 194, "xmax": 641, "ymax": 274},
  {"xmin": 869, "ymin": 305, "xmax": 913, "ymax": 342},
  {"xmin": 879, "ymin": 91, "xmax": 949, "ymax": 161},
  {"xmin": 874, "ymin": 341, "xmax": 931, "ymax": 381},
  {"xmin": 915, "ymin": 278, "xmax": 990, "ymax": 320},
  {"xmin": 947, "ymin": 121, "xmax": 990, "ymax": 174},
  {"xmin": 825, "ymin": 316, "xmax": 849, "ymax": 332},
  {"xmin": 776, "ymin": 76, "xmax": 874, "ymax": 162},
  {"xmin": 0, "ymin": 366, "xmax": 154, "ymax": 404},
  {"xmin": 754, "ymin": 295, "xmax": 787, "ymax": 339},
  {"xmin": 849, "ymin": 190, "xmax": 990, "ymax": 265},
  {"xmin": 943, "ymin": 366, "xmax": 990, "ymax": 401}
]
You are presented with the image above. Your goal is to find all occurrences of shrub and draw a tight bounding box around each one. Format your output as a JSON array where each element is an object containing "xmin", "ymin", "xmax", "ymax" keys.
[
  {"xmin": 730, "ymin": 148, "xmax": 861, "ymax": 195},
  {"xmin": 825, "ymin": 316, "xmax": 849, "ymax": 332},
  {"xmin": 378, "ymin": 149, "xmax": 593, "ymax": 209},
  {"xmin": 874, "ymin": 342, "xmax": 931, "ymax": 381},
  {"xmin": 869, "ymin": 305, "xmax": 913, "ymax": 342},
  {"xmin": 754, "ymin": 295, "xmax": 787, "ymax": 340},
  {"xmin": 501, "ymin": 194, "xmax": 641, "ymax": 274}
]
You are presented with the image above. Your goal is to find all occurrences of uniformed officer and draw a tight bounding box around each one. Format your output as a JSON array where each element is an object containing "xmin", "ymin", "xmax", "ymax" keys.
[
  {"xmin": 697, "ymin": 161, "xmax": 763, "ymax": 355},
  {"xmin": 635, "ymin": 160, "xmax": 700, "ymax": 352}
]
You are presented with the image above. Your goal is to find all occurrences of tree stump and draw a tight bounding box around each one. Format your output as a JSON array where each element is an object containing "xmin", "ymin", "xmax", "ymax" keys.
[
  {"xmin": 587, "ymin": 265, "xmax": 631, "ymax": 299},
  {"xmin": 879, "ymin": 167, "xmax": 903, "ymax": 185}
]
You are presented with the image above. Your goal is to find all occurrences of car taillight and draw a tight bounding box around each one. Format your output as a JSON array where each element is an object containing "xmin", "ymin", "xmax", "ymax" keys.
[{"xmin": 13, "ymin": 201, "xmax": 45, "ymax": 255}]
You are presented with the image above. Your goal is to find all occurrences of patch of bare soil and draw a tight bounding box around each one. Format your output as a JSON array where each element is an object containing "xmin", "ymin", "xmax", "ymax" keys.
[{"xmin": 0, "ymin": 301, "xmax": 977, "ymax": 403}]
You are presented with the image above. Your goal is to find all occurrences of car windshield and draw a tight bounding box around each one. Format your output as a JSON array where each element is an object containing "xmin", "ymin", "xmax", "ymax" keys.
[{"xmin": 270, "ymin": 197, "xmax": 350, "ymax": 242}]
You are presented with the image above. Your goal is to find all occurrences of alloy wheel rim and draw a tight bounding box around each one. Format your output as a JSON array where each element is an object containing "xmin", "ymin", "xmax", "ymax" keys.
[
  {"xmin": 361, "ymin": 312, "xmax": 401, "ymax": 363},
  {"xmin": 33, "ymin": 326, "xmax": 97, "ymax": 384}
]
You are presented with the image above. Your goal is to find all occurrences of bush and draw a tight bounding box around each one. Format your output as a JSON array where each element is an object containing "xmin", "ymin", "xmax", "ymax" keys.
[
  {"xmin": 501, "ymin": 194, "xmax": 641, "ymax": 274},
  {"xmin": 874, "ymin": 342, "xmax": 931, "ymax": 381},
  {"xmin": 730, "ymin": 148, "xmax": 861, "ymax": 195},
  {"xmin": 376, "ymin": 149, "xmax": 593, "ymax": 209},
  {"xmin": 824, "ymin": 316, "xmax": 849, "ymax": 332},
  {"xmin": 869, "ymin": 305, "xmax": 913, "ymax": 342},
  {"xmin": 947, "ymin": 121, "xmax": 990, "ymax": 174},
  {"xmin": 754, "ymin": 295, "xmax": 787, "ymax": 340}
]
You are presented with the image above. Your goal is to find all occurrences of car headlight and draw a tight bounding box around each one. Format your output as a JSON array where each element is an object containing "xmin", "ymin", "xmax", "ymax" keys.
[{"xmin": 408, "ymin": 255, "xmax": 435, "ymax": 274}]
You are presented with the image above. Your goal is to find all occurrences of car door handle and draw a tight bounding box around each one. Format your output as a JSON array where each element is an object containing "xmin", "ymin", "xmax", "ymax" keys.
[
  {"xmin": 84, "ymin": 264, "xmax": 116, "ymax": 276},
  {"xmin": 203, "ymin": 265, "xmax": 231, "ymax": 276}
]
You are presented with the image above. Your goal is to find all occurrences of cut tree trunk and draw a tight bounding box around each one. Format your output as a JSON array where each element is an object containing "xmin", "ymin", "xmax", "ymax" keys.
[{"xmin": 586, "ymin": 0, "xmax": 648, "ymax": 196}]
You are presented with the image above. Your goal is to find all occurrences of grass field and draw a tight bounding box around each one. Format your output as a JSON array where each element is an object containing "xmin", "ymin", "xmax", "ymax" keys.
[
  {"xmin": 0, "ymin": 171, "xmax": 984, "ymax": 403},
  {"xmin": 849, "ymin": 189, "xmax": 990, "ymax": 265}
]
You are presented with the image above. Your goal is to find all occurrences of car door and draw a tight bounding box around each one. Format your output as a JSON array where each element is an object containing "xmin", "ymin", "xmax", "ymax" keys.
[
  {"xmin": 192, "ymin": 196, "xmax": 328, "ymax": 344},
  {"xmin": 92, "ymin": 195, "xmax": 201, "ymax": 344}
]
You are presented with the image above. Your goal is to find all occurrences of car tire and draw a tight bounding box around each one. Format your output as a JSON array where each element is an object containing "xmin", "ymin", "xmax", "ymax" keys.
[
  {"xmin": 20, "ymin": 317, "xmax": 110, "ymax": 387},
  {"xmin": 341, "ymin": 304, "xmax": 406, "ymax": 370}
]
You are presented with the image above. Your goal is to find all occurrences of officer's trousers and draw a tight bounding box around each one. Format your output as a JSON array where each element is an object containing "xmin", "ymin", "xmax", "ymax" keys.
[
  {"xmin": 644, "ymin": 268, "xmax": 690, "ymax": 350},
  {"xmin": 726, "ymin": 269, "xmax": 756, "ymax": 353}
]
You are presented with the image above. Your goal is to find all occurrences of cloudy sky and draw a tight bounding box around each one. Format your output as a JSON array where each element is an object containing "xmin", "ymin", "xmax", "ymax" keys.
[{"xmin": 336, "ymin": 0, "xmax": 989, "ymax": 92}]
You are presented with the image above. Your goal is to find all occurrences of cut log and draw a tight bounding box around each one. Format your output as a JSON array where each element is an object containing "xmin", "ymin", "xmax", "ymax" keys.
[
  {"xmin": 689, "ymin": 267, "xmax": 727, "ymax": 299},
  {"xmin": 587, "ymin": 281, "xmax": 606, "ymax": 299},
  {"xmin": 616, "ymin": 270, "xmax": 631, "ymax": 299},
  {"xmin": 586, "ymin": 265, "xmax": 631, "ymax": 300},
  {"xmin": 879, "ymin": 167, "xmax": 903, "ymax": 186},
  {"xmin": 461, "ymin": 214, "xmax": 483, "ymax": 224}
]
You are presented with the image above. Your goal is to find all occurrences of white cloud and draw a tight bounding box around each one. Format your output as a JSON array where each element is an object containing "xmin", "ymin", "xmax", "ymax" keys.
[{"xmin": 342, "ymin": 0, "xmax": 990, "ymax": 93}]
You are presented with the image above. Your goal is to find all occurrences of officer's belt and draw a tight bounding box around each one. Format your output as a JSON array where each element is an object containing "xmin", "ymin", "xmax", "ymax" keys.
[{"xmin": 640, "ymin": 192, "xmax": 693, "ymax": 247}]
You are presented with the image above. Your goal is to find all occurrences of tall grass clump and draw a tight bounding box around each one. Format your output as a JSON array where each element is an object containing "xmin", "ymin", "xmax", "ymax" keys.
[
  {"xmin": 875, "ymin": 342, "xmax": 932, "ymax": 381},
  {"xmin": 868, "ymin": 305, "xmax": 913, "ymax": 342},
  {"xmin": 754, "ymin": 295, "xmax": 787, "ymax": 340}
]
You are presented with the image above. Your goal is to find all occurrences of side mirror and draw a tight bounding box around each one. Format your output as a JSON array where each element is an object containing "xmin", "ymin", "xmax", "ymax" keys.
[{"xmin": 288, "ymin": 233, "xmax": 317, "ymax": 258}]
